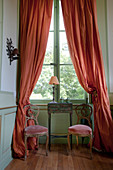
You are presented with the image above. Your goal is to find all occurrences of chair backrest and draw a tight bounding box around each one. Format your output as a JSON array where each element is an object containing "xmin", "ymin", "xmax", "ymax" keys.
[
  {"xmin": 23, "ymin": 104, "xmax": 40, "ymax": 128},
  {"xmin": 75, "ymin": 104, "xmax": 92, "ymax": 128}
]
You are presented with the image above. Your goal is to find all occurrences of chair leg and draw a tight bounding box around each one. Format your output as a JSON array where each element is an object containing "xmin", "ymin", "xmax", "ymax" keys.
[
  {"xmin": 76, "ymin": 136, "xmax": 78, "ymax": 148},
  {"xmin": 24, "ymin": 136, "xmax": 27, "ymax": 160},
  {"xmin": 46, "ymin": 134, "xmax": 49, "ymax": 156},
  {"xmin": 67, "ymin": 133, "xmax": 71, "ymax": 150},
  {"xmin": 89, "ymin": 135, "xmax": 92, "ymax": 159},
  {"xmin": 36, "ymin": 136, "xmax": 39, "ymax": 150}
]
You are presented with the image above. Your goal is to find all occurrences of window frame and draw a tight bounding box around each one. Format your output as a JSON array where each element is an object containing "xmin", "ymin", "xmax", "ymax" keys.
[{"xmin": 30, "ymin": 0, "xmax": 87, "ymax": 104}]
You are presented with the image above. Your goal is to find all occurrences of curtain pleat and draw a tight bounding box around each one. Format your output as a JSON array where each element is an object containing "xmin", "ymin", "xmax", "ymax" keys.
[{"xmin": 13, "ymin": 0, "xmax": 53, "ymax": 158}]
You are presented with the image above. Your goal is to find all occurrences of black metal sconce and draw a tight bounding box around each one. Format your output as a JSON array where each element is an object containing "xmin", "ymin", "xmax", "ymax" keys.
[{"xmin": 6, "ymin": 38, "xmax": 19, "ymax": 65}]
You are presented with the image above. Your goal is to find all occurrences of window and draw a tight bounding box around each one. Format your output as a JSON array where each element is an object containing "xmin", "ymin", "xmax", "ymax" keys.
[{"xmin": 30, "ymin": 0, "xmax": 85, "ymax": 102}]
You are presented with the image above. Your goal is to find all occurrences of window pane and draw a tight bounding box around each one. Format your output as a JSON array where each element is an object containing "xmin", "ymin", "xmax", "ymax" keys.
[
  {"xmin": 60, "ymin": 65, "xmax": 85, "ymax": 99},
  {"xmin": 44, "ymin": 32, "xmax": 54, "ymax": 64},
  {"xmin": 60, "ymin": 32, "xmax": 72, "ymax": 64},
  {"xmin": 50, "ymin": 4, "xmax": 54, "ymax": 31},
  {"xmin": 30, "ymin": 66, "xmax": 54, "ymax": 99},
  {"xmin": 59, "ymin": 1, "xmax": 65, "ymax": 30}
]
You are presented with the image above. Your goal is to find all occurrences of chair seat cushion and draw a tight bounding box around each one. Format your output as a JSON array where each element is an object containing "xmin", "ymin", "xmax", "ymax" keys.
[
  {"xmin": 68, "ymin": 124, "xmax": 92, "ymax": 135},
  {"xmin": 25, "ymin": 125, "xmax": 48, "ymax": 135}
]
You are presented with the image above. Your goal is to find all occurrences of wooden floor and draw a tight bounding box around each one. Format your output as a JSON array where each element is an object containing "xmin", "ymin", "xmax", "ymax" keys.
[{"xmin": 5, "ymin": 144, "xmax": 113, "ymax": 170}]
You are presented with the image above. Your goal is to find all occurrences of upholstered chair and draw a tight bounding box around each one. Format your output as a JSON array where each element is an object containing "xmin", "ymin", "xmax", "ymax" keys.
[
  {"xmin": 24, "ymin": 104, "xmax": 48, "ymax": 160},
  {"xmin": 67, "ymin": 104, "xmax": 93, "ymax": 159}
]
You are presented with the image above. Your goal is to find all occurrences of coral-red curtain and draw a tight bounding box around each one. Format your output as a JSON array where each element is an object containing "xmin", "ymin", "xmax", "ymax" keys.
[
  {"xmin": 13, "ymin": 0, "xmax": 53, "ymax": 158},
  {"xmin": 61, "ymin": 0, "xmax": 113, "ymax": 152}
]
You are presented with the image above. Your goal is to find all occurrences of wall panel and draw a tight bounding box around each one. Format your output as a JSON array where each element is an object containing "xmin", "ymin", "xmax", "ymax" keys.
[
  {"xmin": 3, "ymin": 112, "xmax": 15, "ymax": 152},
  {"xmin": 1, "ymin": 0, "xmax": 17, "ymax": 92},
  {"xmin": 107, "ymin": 0, "xmax": 113, "ymax": 93},
  {"xmin": 0, "ymin": 107, "xmax": 16, "ymax": 170}
]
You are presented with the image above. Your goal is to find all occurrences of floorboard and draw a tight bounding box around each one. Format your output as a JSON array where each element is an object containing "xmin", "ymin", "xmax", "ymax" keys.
[{"xmin": 5, "ymin": 144, "xmax": 113, "ymax": 170}]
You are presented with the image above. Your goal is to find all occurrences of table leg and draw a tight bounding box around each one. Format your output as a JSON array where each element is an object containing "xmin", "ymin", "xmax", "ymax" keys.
[
  {"xmin": 48, "ymin": 114, "xmax": 51, "ymax": 151},
  {"xmin": 70, "ymin": 113, "xmax": 72, "ymax": 149}
]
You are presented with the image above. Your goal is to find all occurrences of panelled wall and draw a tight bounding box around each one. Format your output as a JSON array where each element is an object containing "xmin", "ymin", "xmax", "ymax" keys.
[
  {"xmin": 107, "ymin": 0, "xmax": 113, "ymax": 102},
  {"xmin": 0, "ymin": 0, "xmax": 18, "ymax": 169},
  {"xmin": 0, "ymin": 107, "xmax": 16, "ymax": 170},
  {"xmin": 96, "ymin": 0, "xmax": 108, "ymax": 87},
  {"xmin": 0, "ymin": 0, "xmax": 3, "ymax": 87}
]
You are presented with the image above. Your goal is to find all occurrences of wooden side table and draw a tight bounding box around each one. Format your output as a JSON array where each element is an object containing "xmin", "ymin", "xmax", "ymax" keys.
[{"xmin": 48, "ymin": 103, "xmax": 73, "ymax": 150}]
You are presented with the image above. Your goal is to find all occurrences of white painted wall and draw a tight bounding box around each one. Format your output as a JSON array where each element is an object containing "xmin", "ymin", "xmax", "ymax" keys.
[
  {"xmin": 1, "ymin": 0, "xmax": 18, "ymax": 93},
  {"xmin": 96, "ymin": 0, "xmax": 108, "ymax": 88},
  {"xmin": 107, "ymin": 0, "xmax": 113, "ymax": 93}
]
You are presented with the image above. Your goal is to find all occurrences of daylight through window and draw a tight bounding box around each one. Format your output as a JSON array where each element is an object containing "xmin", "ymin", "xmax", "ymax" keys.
[{"xmin": 30, "ymin": 0, "xmax": 85, "ymax": 102}]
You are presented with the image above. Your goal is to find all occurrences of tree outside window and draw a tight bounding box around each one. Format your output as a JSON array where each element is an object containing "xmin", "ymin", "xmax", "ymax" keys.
[{"xmin": 30, "ymin": 0, "xmax": 85, "ymax": 102}]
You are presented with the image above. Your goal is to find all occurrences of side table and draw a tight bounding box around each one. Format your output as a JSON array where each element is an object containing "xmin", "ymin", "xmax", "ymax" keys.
[{"xmin": 48, "ymin": 102, "xmax": 73, "ymax": 150}]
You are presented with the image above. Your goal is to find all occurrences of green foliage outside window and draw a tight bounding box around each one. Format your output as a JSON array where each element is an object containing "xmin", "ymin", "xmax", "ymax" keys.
[
  {"xmin": 30, "ymin": 0, "xmax": 85, "ymax": 101},
  {"xmin": 31, "ymin": 45, "xmax": 85, "ymax": 100}
]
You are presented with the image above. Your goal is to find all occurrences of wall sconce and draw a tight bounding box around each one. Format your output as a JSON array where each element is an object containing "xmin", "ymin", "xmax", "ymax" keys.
[{"xmin": 6, "ymin": 38, "xmax": 19, "ymax": 65}]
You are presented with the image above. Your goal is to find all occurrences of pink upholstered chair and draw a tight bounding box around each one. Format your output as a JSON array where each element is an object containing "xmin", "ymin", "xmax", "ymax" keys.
[
  {"xmin": 67, "ymin": 104, "xmax": 93, "ymax": 159},
  {"xmin": 24, "ymin": 104, "xmax": 48, "ymax": 160}
]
